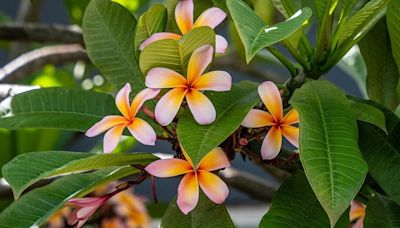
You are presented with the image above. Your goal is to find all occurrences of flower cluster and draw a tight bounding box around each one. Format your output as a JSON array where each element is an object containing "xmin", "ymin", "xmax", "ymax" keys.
[{"xmin": 80, "ymin": 0, "xmax": 299, "ymax": 222}]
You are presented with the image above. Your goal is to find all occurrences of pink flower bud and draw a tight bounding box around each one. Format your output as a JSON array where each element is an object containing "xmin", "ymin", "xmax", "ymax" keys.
[{"xmin": 67, "ymin": 196, "xmax": 110, "ymax": 228}]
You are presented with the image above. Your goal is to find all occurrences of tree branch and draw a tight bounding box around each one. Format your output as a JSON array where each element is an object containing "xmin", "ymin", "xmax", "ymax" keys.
[
  {"xmin": 219, "ymin": 168, "xmax": 278, "ymax": 202},
  {"xmin": 0, "ymin": 44, "xmax": 89, "ymax": 83},
  {"xmin": 0, "ymin": 23, "xmax": 83, "ymax": 44}
]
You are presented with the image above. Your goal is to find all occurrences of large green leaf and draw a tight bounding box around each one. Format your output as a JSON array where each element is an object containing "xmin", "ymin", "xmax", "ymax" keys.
[
  {"xmin": 358, "ymin": 120, "xmax": 400, "ymax": 206},
  {"xmin": 313, "ymin": 0, "xmax": 329, "ymax": 24},
  {"xmin": 359, "ymin": 19, "xmax": 400, "ymax": 111},
  {"xmin": 139, "ymin": 26, "xmax": 215, "ymax": 76},
  {"xmin": 0, "ymin": 167, "xmax": 135, "ymax": 227},
  {"xmin": 0, "ymin": 88, "xmax": 117, "ymax": 131},
  {"xmin": 387, "ymin": 0, "xmax": 400, "ymax": 100},
  {"xmin": 260, "ymin": 172, "xmax": 349, "ymax": 228},
  {"xmin": 290, "ymin": 80, "xmax": 368, "ymax": 226},
  {"xmin": 337, "ymin": 0, "xmax": 388, "ymax": 45},
  {"xmin": 134, "ymin": 4, "xmax": 167, "ymax": 58},
  {"xmin": 364, "ymin": 194, "xmax": 400, "ymax": 228},
  {"xmin": 2, "ymin": 151, "xmax": 156, "ymax": 199},
  {"xmin": 160, "ymin": 192, "xmax": 234, "ymax": 228},
  {"xmin": 227, "ymin": 0, "xmax": 312, "ymax": 63},
  {"xmin": 177, "ymin": 81, "xmax": 259, "ymax": 166},
  {"xmin": 83, "ymin": 0, "xmax": 143, "ymax": 91}
]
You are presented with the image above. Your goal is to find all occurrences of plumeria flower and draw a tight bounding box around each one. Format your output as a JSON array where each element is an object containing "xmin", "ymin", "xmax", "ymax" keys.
[
  {"xmin": 86, "ymin": 83, "xmax": 160, "ymax": 153},
  {"xmin": 67, "ymin": 196, "xmax": 110, "ymax": 228},
  {"xmin": 139, "ymin": 0, "xmax": 228, "ymax": 53},
  {"xmin": 145, "ymin": 147, "xmax": 230, "ymax": 214},
  {"xmin": 241, "ymin": 81, "xmax": 299, "ymax": 160},
  {"xmin": 350, "ymin": 200, "xmax": 366, "ymax": 228},
  {"xmin": 146, "ymin": 44, "xmax": 232, "ymax": 126}
]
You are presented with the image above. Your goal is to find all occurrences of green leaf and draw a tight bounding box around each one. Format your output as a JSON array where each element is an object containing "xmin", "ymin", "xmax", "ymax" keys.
[
  {"xmin": 0, "ymin": 167, "xmax": 135, "ymax": 227},
  {"xmin": 134, "ymin": 4, "xmax": 167, "ymax": 58},
  {"xmin": 348, "ymin": 97, "xmax": 387, "ymax": 133},
  {"xmin": 227, "ymin": 0, "xmax": 312, "ymax": 63},
  {"xmin": 337, "ymin": 0, "xmax": 388, "ymax": 46},
  {"xmin": 260, "ymin": 172, "xmax": 350, "ymax": 228},
  {"xmin": 358, "ymin": 120, "xmax": 400, "ymax": 206},
  {"xmin": 160, "ymin": 192, "xmax": 234, "ymax": 228},
  {"xmin": 364, "ymin": 194, "xmax": 400, "ymax": 228},
  {"xmin": 290, "ymin": 80, "xmax": 368, "ymax": 226},
  {"xmin": 2, "ymin": 151, "xmax": 156, "ymax": 199},
  {"xmin": 312, "ymin": 0, "xmax": 329, "ymax": 24},
  {"xmin": 139, "ymin": 26, "xmax": 215, "ymax": 75},
  {"xmin": 387, "ymin": 0, "xmax": 400, "ymax": 100},
  {"xmin": 177, "ymin": 81, "xmax": 259, "ymax": 166},
  {"xmin": 0, "ymin": 88, "xmax": 117, "ymax": 131},
  {"xmin": 83, "ymin": 0, "xmax": 144, "ymax": 91},
  {"xmin": 359, "ymin": 18, "xmax": 400, "ymax": 111}
]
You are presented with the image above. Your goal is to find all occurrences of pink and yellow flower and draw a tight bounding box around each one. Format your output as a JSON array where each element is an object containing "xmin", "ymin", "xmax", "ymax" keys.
[
  {"xmin": 139, "ymin": 0, "xmax": 228, "ymax": 53},
  {"xmin": 67, "ymin": 196, "xmax": 110, "ymax": 228},
  {"xmin": 146, "ymin": 44, "xmax": 232, "ymax": 126},
  {"xmin": 145, "ymin": 147, "xmax": 230, "ymax": 214},
  {"xmin": 241, "ymin": 81, "xmax": 299, "ymax": 160},
  {"xmin": 86, "ymin": 83, "xmax": 160, "ymax": 153},
  {"xmin": 350, "ymin": 200, "xmax": 366, "ymax": 228}
]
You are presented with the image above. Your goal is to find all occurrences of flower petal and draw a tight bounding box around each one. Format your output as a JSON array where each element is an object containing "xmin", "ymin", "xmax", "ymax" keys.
[
  {"xmin": 145, "ymin": 67, "xmax": 187, "ymax": 89},
  {"xmin": 187, "ymin": 45, "xmax": 213, "ymax": 83},
  {"xmin": 181, "ymin": 146, "xmax": 194, "ymax": 168},
  {"xmin": 85, "ymin": 116, "xmax": 126, "ymax": 137},
  {"xmin": 175, "ymin": 0, "xmax": 194, "ymax": 34},
  {"xmin": 68, "ymin": 197, "xmax": 107, "ymax": 207},
  {"xmin": 115, "ymin": 83, "xmax": 132, "ymax": 118},
  {"xmin": 139, "ymin": 32, "xmax": 182, "ymax": 50},
  {"xmin": 281, "ymin": 125, "xmax": 299, "ymax": 148},
  {"xmin": 260, "ymin": 126, "xmax": 282, "ymax": 160},
  {"xmin": 281, "ymin": 108, "xmax": 300, "ymax": 125},
  {"xmin": 241, "ymin": 109, "xmax": 274, "ymax": 128},
  {"xmin": 77, "ymin": 206, "xmax": 99, "ymax": 220},
  {"xmin": 198, "ymin": 147, "xmax": 230, "ymax": 171},
  {"xmin": 130, "ymin": 88, "xmax": 160, "ymax": 117},
  {"xmin": 177, "ymin": 173, "xmax": 199, "ymax": 215},
  {"xmin": 127, "ymin": 118, "xmax": 157, "ymax": 146},
  {"xmin": 186, "ymin": 89, "xmax": 216, "ymax": 125},
  {"xmin": 215, "ymin": 35, "xmax": 228, "ymax": 54},
  {"xmin": 193, "ymin": 7, "xmax": 226, "ymax": 29},
  {"xmin": 198, "ymin": 170, "xmax": 229, "ymax": 204},
  {"xmin": 192, "ymin": 71, "xmax": 232, "ymax": 91},
  {"xmin": 145, "ymin": 158, "xmax": 192, "ymax": 177},
  {"xmin": 103, "ymin": 124, "xmax": 125, "ymax": 153},
  {"xmin": 258, "ymin": 81, "xmax": 283, "ymax": 121},
  {"xmin": 155, "ymin": 88, "xmax": 187, "ymax": 126}
]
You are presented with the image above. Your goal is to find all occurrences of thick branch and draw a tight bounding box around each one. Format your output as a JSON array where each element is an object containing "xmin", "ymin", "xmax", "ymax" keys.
[
  {"xmin": 0, "ymin": 23, "xmax": 83, "ymax": 44},
  {"xmin": 0, "ymin": 44, "xmax": 89, "ymax": 83},
  {"xmin": 219, "ymin": 168, "xmax": 278, "ymax": 202}
]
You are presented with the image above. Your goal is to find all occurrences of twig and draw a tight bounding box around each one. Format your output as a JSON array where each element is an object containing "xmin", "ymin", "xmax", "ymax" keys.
[
  {"xmin": 0, "ymin": 44, "xmax": 89, "ymax": 83},
  {"xmin": 218, "ymin": 167, "xmax": 278, "ymax": 202},
  {"xmin": 0, "ymin": 23, "xmax": 83, "ymax": 44}
]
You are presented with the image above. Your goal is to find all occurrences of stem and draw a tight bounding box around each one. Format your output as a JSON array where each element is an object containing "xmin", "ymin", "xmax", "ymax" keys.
[
  {"xmin": 284, "ymin": 41, "xmax": 311, "ymax": 71},
  {"xmin": 313, "ymin": 0, "xmax": 335, "ymax": 64},
  {"xmin": 266, "ymin": 46, "xmax": 297, "ymax": 77}
]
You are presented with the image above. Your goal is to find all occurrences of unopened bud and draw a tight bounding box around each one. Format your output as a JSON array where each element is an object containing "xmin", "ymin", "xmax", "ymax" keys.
[{"xmin": 238, "ymin": 138, "xmax": 248, "ymax": 146}]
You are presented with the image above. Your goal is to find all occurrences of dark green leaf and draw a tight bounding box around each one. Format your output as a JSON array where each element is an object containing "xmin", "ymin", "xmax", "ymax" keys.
[
  {"xmin": 260, "ymin": 172, "xmax": 350, "ymax": 228},
  {"xmin": 364, "ymin": 194, "xmax": 400, "ymax": 228},
  {"xmin": 83, "ymin": 0, "xmax": 144, "ymax": 91},
  {"xmin": 227, "ymin": 0, "xmax": 312, "ymax": 63},
  {"xmin": 0, "ymin": 167, "xmax": 136, "ymax": 227},
  {"xmin": 2, "ymin": 151, "xmax": 156, "ymax": 199},
  {"xmin": 0, "ymin": 88, "xmax": 117, "ymax": 131},
  {"xmin": 160, "ymin": 192, "xmax": 234, "ymax": 228},
  {"xmin": 134, "ymin": 4, "xmax": 167, "ymax": 58},
  {"xmin": 358, "ymin": 120, "xmax": 400, "ymax": 206},
  {"xmin": 359, "ymin": 18, "xmax": 400, "ymax": 111},
  {"xmin": 290, "ymin": 80, "xmax": 368, "ymax": 226},
  {"xmin": 348, "ymin": 97, "xmax": 387, "ymax": 133},
  {"xmin": 177, "ymin": 81, "xmax": 259, "ymax": 166}
]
